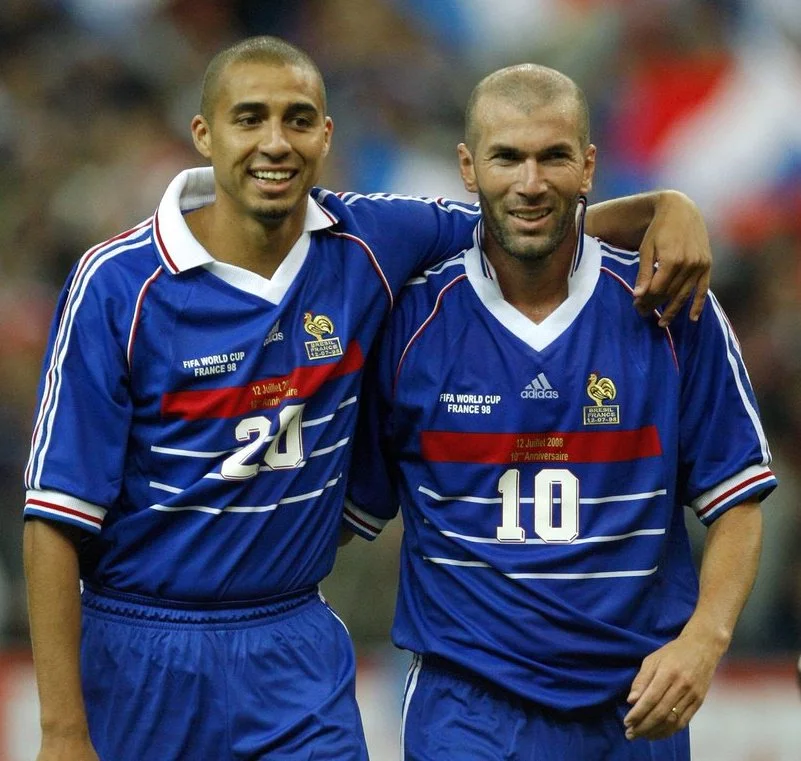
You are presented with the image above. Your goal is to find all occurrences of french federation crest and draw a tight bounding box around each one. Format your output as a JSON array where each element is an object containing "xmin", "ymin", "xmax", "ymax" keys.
[
  {"xmin": 303, "ymin": 311, "xmax": 343, "ymax": 360},
  {"xmin": 583, "ymin": 372, "xmax": 620, "ymax": 425}
]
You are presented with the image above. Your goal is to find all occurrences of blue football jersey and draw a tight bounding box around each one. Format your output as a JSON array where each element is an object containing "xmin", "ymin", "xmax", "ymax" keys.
[
  {"xmin": 23, "ymin": 167, "xmax": 479, "ymax": 602},
  {"xmin": 345, "ymin": 223, "xmax": 777, "ymax": 711}
]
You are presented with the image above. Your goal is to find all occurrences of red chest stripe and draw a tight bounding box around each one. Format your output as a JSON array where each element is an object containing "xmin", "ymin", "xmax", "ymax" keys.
[
  {"xmin": 161, "ymin": 341, "xmax": 364, "ymax": 420},
  {"xmin": 421, "ymin": 426, "xmax": 662, "ymax": 464}
]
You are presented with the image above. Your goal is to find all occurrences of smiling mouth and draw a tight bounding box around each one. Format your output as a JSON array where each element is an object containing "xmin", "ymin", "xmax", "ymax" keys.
[
  {"xmin": 510, "ymin": 209, "xmax": 550, "ymax": 222},
  {"xmin": 250, "ymin": 169, "xmax": 296, "ymax": 183}
]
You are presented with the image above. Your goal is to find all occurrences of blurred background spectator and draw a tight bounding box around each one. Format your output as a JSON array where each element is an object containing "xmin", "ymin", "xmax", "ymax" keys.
[{"xmin": 1, "ymin": 0, "xmax": 799, "ymax": 666}]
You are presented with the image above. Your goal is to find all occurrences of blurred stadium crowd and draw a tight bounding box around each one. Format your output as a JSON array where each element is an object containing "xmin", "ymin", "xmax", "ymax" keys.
[{"xmin": 1, "ymin": 0, "xmax": 800, "ymax": 660}]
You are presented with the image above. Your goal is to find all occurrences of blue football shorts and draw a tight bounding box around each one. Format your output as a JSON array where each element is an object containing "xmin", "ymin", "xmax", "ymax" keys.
[
  {"xmin": 401, "ymin": 654, "xmax": 690, "ymax": 761},
  {"xmin": 80, "ymin": 584, "xmax": 368, "ymax": 760}
]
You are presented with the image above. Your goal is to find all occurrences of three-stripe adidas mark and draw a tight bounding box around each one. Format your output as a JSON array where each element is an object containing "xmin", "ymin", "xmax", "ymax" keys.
[{"xmin": 521, "ymin": 372, "xmax": 559, "ymax": 399}]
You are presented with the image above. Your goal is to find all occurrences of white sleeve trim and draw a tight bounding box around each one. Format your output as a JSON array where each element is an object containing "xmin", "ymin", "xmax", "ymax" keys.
[
  {"xmin": 690, "ymin": 464, "xmax": 776, "ymax": 523},
  {"xmin": 343, "ymin": 497, "xmax": 390, "ymax": 540},
  {"xmin": 24, "ymin": 489, "xmax": 107, "ymax": 533}
]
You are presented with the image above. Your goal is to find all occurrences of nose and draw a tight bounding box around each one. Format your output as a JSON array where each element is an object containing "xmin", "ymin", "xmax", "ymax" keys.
[
  {"xmin": 519, "ymin": 159, "xmax": 544, "ymax": 196},
  {"xmin": 259, "ymin": 120, "xmax": 291, "ymax": 158}
]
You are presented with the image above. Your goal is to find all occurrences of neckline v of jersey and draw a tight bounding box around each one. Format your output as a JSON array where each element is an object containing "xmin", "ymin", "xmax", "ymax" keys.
[{"xmin": 465, "ymin": 208, "xmax": 600, "ymax": 353}]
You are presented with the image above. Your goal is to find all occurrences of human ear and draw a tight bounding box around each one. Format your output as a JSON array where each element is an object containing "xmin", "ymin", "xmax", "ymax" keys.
[
  {"xmin": 321, "ymin": 116, "xmax": 334, "ymax": 159},
  {"xmin": 580, "ymin": 144, "xmax": 597, "ymax": 195},
  {"xmin": 191, "ymin": 115, "xmax": 212, "ymax": 160},
  {"xmin": 457, "ymin": 143, "xmax": 478, "ymax": 194}
]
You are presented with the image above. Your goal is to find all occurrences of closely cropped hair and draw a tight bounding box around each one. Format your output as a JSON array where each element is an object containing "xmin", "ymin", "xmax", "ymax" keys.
[
  {"xmin": 199, "ymin": 36, "xmax": 327, "ymax": 119},
  {"xmin": 465, "ymin": 64, "xmax": 590, "ymax": 150}
]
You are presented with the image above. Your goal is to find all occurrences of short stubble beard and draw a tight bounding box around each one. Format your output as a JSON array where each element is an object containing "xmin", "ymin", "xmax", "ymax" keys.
[{"xmin": 479, "ymin": 191, "xmax": 579, "ymax": 264}]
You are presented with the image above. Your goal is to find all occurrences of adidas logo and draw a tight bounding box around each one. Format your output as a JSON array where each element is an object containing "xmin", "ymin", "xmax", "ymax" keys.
[
  {"xmin": 263, "ymin": 320, "xmax": 284, "ymax": 346},
  {"xmin": 521, "ymin": 372, "xmax": 559, "ymax": 399}
]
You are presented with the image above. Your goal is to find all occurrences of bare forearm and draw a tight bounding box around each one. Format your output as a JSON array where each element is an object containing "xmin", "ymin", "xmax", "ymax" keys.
[
  {"xmin": 23, "ymin": 519, "xmax": 90, "ymax": 738},
  {"xmin": 623, "ymin": 500, "xmax": 763, "ymax": 739},
  {"xmin": 585, "ymin": 191, "xmax": 661, "ymax": 248},
  {"xmin": 681, "ymin": 500, "xmax": 763, "ymax": 653}
]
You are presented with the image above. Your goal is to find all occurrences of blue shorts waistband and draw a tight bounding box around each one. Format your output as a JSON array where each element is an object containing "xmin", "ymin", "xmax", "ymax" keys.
[{"xmin": 81, "ymin": 583, "xmax": 319, "ymax": 625}]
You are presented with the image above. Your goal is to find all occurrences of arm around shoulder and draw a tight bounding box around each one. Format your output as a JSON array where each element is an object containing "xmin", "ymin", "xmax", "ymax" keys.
[
  {"xmin": 585, "ymin": 190, "xmax": 712, "ymax": 325},
  {"xmin": 23, "ymin": 518, "xmax": 100, "ymax": 760}
]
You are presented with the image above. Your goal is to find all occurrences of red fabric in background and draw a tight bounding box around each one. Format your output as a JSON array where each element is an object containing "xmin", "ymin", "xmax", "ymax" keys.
[{"xmin": 614, "ymin": 54, "xmax": 732, "ymax": 165}]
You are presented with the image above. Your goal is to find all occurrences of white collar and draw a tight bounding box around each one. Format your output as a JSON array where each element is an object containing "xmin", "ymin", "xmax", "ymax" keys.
[
  {"xmin": 465, "ymin": 199, "xmax": 599, "ymax": 352},
  {"xmin": 152, "ymin": 167, "xmax": 337, "ymax": 275}
]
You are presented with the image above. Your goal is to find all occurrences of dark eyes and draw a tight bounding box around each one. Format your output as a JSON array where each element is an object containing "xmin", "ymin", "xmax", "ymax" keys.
[
  {"xmin": 491, "ymin": 150, "xmax": 573, "ymax": 163},
  {"xmin": 492, "ymin": 151, "xmax": 519, "ymax": 163},
  {"xmin": 235, "ymin": 115, "xmax": 315, "ymax": 129}
]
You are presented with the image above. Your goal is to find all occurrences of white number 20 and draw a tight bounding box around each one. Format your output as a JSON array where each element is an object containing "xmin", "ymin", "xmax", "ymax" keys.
[
  {"xmin": 220, "ymin": 404, "xmax": 305, "ymax": 480},
  {"xmin": 496, "ymin": 468, "xmax": 579, "ymax": 543}
]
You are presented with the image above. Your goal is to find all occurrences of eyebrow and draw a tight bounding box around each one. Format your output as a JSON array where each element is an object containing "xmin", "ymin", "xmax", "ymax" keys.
[
  {"xmin": 485, "ymin": 140, "xmax": 576, "ymax": 156},
  {"xmin": 285, "ymin": 102, "xmax": 320, "ymax": 118},
  {"xmin": 486, "ymin": 143, "xmax": 521, "ymax": 154},
  {"xmin": 229, "ymin": 100, "xmax": 321, "ymax": 117}
]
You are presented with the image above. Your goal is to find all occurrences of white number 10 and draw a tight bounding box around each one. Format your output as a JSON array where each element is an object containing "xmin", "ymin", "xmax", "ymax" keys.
[{"xmin": 496, "ymin": 468, "xmax": 579, "ymax": 543}]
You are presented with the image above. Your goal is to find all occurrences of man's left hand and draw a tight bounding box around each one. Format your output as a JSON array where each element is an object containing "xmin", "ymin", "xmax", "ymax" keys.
[
  {"xmin": 633, "ymin": 190, "xmax": 711, "ymax": 327},
  {"xmin": 623, "ymin": 633, "xmax": 721, "ymax": 741}
]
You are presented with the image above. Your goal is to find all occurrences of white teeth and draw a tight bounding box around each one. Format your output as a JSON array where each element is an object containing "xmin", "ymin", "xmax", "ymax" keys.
[
  {"xmin": 512, "ymin": 210, "xmax": 549, "ymax": 221},
  {"xmin": 252, "ymin": 170, "xmax": 292, "ymax": 181}
]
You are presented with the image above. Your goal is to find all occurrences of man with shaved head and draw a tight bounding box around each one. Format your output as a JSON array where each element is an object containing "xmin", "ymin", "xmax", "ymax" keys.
[
  {"xmin": 346, "ymin": 63, "xmax": 775, "ymax": 759},
  {"xmin": 465, "ymin": 63, "xmax": 591, "ymax": 150},
  {"xmin": 23, "ymin": 35, "xmax": 716, "ymax": 761},
  {"xmin": 463, "ymin": 64, "xmax": 593, "ymax": 281}
]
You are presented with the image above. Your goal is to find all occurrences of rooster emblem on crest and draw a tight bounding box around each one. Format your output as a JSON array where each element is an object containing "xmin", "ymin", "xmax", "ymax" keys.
[
  {"xmin": 586, "ymin": 372, "xmax": 616, "ymax": 406},
  {"xmin": 303, "ymin": 312, "xmax": 335, "ymax": 341}
]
